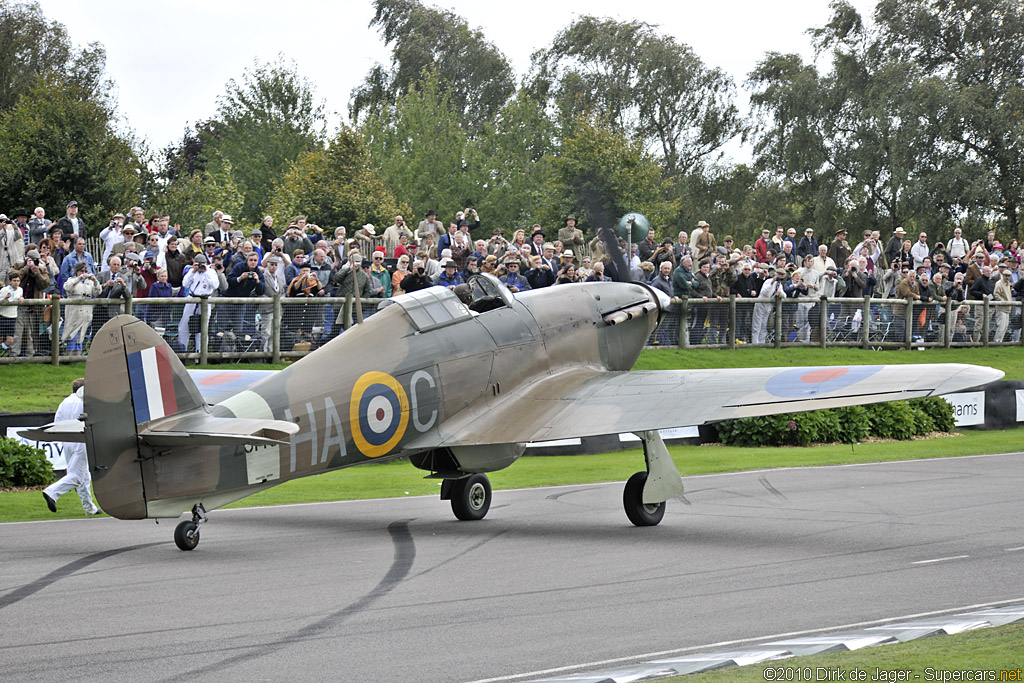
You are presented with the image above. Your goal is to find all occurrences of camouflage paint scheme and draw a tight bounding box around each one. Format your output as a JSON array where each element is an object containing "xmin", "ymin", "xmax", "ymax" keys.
[{"xmin": 57, "ymin": 273, "xmax": 1000, "ymax": 520}]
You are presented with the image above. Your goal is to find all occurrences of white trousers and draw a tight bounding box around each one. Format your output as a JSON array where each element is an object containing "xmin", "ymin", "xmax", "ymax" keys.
[
  {"xmin": 178, "ymin": 302, "xmax": 202, "ymax": 352},
  {"xmin": 752, "ymin": 305, "xmax": 772, "ymax": 344},
  {"xmin": 44, "ymin": 445, "xmax": 98, "ymax": 513}
]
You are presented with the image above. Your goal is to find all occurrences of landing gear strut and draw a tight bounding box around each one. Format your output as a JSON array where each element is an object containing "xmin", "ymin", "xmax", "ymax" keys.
[
  {"xmin": 174, "ymin": 503, "xmax": 207, "ymax": 551},
  {"xmin": 623, "ymin": 430, "xmax": 684, "ymax": 527},
  {"xmin": 443, "ymin": 473, "xmax": 492, "ymax": 521}
]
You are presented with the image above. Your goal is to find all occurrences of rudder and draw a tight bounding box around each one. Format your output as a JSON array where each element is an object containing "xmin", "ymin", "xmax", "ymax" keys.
[{"xmin": 85, "ymin": 315, "xmax": 205, "ymax": 519}]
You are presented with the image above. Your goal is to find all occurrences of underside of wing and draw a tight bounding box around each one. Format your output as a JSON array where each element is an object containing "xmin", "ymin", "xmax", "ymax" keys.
[
  {"xmin": 416, "ymin": 363, "xmax": 1002, "ymax": 448},
  {"xmin": 17, "ymin": 420, "xmax": 86, "ymax": 443}
]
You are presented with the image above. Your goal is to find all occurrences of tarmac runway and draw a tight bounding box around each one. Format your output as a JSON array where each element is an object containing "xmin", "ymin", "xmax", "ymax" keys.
[{"xmin": 2, "ymin": 452, "xmax": 1023, "ymax": 683}]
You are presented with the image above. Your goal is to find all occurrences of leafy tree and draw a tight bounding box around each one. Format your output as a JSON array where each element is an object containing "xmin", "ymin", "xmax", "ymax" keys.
[
  {"xmin": 474, "ymin": 90, "xmax": 558, "ymax": 231},
  {"xmin": 204, "ymin": 56, "xmax": 327, "ymax": 223},
  {"xmin": 748, "ymin": 8, "xmax": 950, "ymax": 236},
  {"xmin": 0, "ymin": 77, "xmax": 146, "ymax": 233},
  {"xmin": 157, "ymin": 151, "xmax": 244, "ymax": 233},
  {"xmin": 873, "ymin": 0, "xmax": 1024, "ymax": 238},
  {"xmin": 545, "ymin": 117, "xmax": 678, "ymax": 235},
  {"xmin": 530, "ymin": 16, "xmax": 743, "ymax": 176},
  {"xmin": 160, "ymin": 119, "xmax": 219, "ymax": 184},
  {"xmin": 675, "ymin": 165, "xmax": 804, "ymax": 246},
  {"xmin": 268, "ymin": 127, "xmax": 400, "ymax": 230},
  {"xmin": 350, "ymin": 0, "xmax": 515, "ymax": 136},
  {"xmin": 0, "ymin": 0, "xmax": 109, "ymax": 113},
  {"xmin": 750, "ymin": 1, "xmax": 1024, "ymax": 240},
  {"xmin": 361, "ymin": 73, "xmax": 483, "ymax": 224}
]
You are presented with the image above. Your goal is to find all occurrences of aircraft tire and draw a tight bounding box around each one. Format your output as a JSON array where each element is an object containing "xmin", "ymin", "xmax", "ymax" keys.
[
  {"xmin": 623, "ymin": 472, "xmax": 665, "ymax": 526},
  {"xmin": 451, "ymin": 474, "xmax": 491, "ymax": 521},
  {"xmin": 174, "ymin": 520, "xmax": 200, "ymax": 551}
]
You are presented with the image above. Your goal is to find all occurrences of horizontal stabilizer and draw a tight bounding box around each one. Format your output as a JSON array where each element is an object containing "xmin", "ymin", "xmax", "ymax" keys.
[
  {"xmin": 17, "ymin": 420, "xmax": 86, "ymax": 443},
  {"xmin": 139, "ymin": 413, "xmax": 299, "ymax": 448}
]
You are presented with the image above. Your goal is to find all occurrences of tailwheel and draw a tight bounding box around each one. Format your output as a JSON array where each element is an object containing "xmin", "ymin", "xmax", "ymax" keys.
[
  {"xmin": 623, "ymin": 471, "xmax": 665, "ymax": 527},
  {"xmin": 450, "ymin": 473, "xmax": 492, "ymax": 521}
]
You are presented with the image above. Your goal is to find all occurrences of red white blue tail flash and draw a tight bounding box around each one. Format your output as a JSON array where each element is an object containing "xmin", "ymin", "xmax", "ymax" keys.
[{"xmin": 127, "ymin": 345, "xmax": 179, "ymax": 424}]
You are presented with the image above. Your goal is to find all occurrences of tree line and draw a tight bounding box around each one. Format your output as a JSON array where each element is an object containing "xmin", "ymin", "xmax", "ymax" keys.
[{"xmin": 0, "ymin": 0, "xmax": 1020, "ymax": 247}]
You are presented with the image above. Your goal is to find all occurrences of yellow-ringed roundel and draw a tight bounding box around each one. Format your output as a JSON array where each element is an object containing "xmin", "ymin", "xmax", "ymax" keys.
[{"xmin": 350, "ymin": 371, "xmax": 410, "ymax": 457}]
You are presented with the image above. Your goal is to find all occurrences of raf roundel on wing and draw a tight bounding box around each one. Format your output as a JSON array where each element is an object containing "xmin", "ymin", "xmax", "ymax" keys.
[{"xmin": 764, "ymin": 365, "xmax": 884, "ymax": 398}]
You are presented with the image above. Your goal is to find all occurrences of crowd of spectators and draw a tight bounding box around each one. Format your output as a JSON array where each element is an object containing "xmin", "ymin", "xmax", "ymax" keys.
[
  {"xmin": 663, "ymin": 224, "xmax": 1024, "ymax": 345},
  {"xmin": 0, "ymin": 200, "xmax": 1021, "ymax": 356}
]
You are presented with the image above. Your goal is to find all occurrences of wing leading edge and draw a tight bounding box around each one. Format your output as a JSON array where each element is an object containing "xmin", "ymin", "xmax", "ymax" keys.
[{"xmin": 413, "ymin": 363, "xmax": 1003, "ymax": 448}]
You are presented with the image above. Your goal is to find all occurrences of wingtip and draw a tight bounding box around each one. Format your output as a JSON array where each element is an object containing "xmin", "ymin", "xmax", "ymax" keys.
[{"xmin": 948, "ymin": 364, "xmax": 1004, "ymax": 392}]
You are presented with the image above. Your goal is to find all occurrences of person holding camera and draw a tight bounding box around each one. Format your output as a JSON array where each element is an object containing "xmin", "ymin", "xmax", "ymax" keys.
[
  {"xmin": 177, "ymin": 254, "xmax": 220, "ymax": 352},
  {"xmin": 61, "ymin": 262, "xmax": 101, "ymax": 355},
  {"xmin": 0, "ymin": 213, "xmax": 25, "ymax": 285},
  {"xmin": 225, "ymin": 251, "xmax": 265, "ymax": 332},
  {"xmin": 401, "ymin": 260, "xmax": 433, "ymax": 293},
  {"xmin": 752, "ymin": 267, "xmax": 787, "ymax": 344},
  {"xmin": 99, "ymin": 212, "xmax": 126, "ymax": 268},
  {"xmin": 0, "ymin": 271, "xmax": 23, "ymax": 353},
  {"xmin": 843, "ymin": 257, "xmax": 867, "ymax": 298},
  {"xmin": 456, "ymin": 207, "xmax": 480, "ymax": 232},
  {"xmin": 10, "ymin": 249, "xmax": 50, "ymax": 356}
]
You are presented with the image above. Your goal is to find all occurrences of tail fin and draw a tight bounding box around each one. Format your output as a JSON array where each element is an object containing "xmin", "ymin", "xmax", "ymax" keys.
[{"xmin": 85, "ymin": 314, "xmax": 205, "ymax": 519}]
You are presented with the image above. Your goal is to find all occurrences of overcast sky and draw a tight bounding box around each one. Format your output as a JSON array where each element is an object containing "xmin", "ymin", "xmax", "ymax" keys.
[{"xmin": 36, "ymin": 0, "xmax": 877, "ymax": 162}]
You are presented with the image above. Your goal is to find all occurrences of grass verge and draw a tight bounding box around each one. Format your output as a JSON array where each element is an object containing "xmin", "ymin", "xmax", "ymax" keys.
[
  {"xmin": 672, "ymin": 622, "xmax": 1024, "ymax": 683},
  {"xmin": 3, "ymin": 427, "xmax": 1020, "ymax": 523},
  {"xmin": 635, "ymin": 346, "xmax": 1024, "ymax": 379}
]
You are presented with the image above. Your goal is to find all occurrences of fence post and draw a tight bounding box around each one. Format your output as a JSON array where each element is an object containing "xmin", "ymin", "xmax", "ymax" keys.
[
  {"xmin": 125, "ymin": 295, "xmax": 133, "ymax": 317},
  {"xmin": 727, "ymin": 295, "xmax": 736, "ymax": 349},
  {"xmin": 819, "ymin": 297, "xmax": 828, "ymax": 348},
  {"xmin": 944, "ymin": 298, "xmax": 953, "ymax": 348},
  {"xmin": 861, "ymin": 296, "xmax": 870, "ymax": 348},
  {"xmin": 982, "ymin": 297, "xmax": 990, "ymax": 347},
  {"xmin": 774, "ymin": 295, "xmax": 783, "ymax": 349},
  {"xmin": 272, "ymin": 294, "xmax": 282, "ymax": 364},
  {"xmin": 677, "ymin": 299, "xmax": 688, "ymax": 348},
  {"xmin": 199, "ymin": 296, "xmax": 209, "ymax": 365},
  {"xmin": 905, "ymin": 299, "xmax": 914, "ymax": 350},
  {"xmin": 50, "ymin": 295, "xmax": 60, "ymax": 366}
]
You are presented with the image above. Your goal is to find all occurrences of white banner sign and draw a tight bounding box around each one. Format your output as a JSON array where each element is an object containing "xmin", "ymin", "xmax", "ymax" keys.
[
  {"xmin": 940, "ymin": 391, "xmax": 986, "ymax": 427},
  {"xmin": 5, "ymin": 427, "xmax": 67, "ymax": 470},
  {"xmin": 1016, "ymin": 390, "xmax": 1024, "ymax": 423}
]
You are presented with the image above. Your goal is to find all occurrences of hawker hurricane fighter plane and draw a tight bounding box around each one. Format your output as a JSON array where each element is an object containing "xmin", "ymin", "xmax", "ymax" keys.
[{"xmin": 24, "ymin": 273, "xmax": 1002, "ymax": 550}]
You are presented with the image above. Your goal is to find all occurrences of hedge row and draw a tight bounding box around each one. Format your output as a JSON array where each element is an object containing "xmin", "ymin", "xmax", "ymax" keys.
[
  {"xmin": 0, "ymin": 437, "xmax": 57, "ymax": 488},
  {"xmin": 714, "ymin": 397, "xmax": 956, "ymax": 447}
]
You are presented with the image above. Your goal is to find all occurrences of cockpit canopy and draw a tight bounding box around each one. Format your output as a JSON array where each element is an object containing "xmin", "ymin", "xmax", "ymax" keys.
[{"xmin": 377, "ymin": 274, "xmax": 516, "ymax": 331}]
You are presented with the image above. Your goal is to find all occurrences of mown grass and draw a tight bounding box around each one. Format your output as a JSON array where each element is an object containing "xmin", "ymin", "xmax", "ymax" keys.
[
  {"xmin": 1, "ymin": 347, "xmax": 1019, "ymax": 413},
  {"xmin": 635, "ymin": 346, "xmax": 1024, "ymax": 379},
  {"xmin": 3, "ymin": 427, "xmax": 1020, "ymax": 523},
  {"xmin": 672, "ymin": 622, "xmax": 1024, "ymax": 683}
]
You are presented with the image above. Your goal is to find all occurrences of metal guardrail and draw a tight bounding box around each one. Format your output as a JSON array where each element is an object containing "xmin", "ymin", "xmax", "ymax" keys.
[
  {"xmin": 1, "ymin": 293, "xmax": 1021, "ymax": 366},
  {"xmin": 646, "ymin": 295, "xmax": 1024, "ymax": 350}
]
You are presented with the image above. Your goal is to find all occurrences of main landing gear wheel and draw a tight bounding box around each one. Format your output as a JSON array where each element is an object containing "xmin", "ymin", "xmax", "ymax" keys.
[
  {"xmin": 450, "ymin": 473, "xmax": 492, "ymax": 521},
  {"xmin": 174, "ymin": 521, "xmax": 200, "ymax": 551},
  {"xmin": 623, "ymin": 471, "xmax": 666, "ymax": 527},
  {"xmin": 174, "ymin": 503, "xmax": 208, "ymax": 551}
]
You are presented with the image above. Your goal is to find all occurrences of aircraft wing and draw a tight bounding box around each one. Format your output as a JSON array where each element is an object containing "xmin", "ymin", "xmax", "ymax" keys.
[{"xmin": 416, "ymin": 363, "xmax": 1003, "ymax": 447}]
